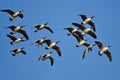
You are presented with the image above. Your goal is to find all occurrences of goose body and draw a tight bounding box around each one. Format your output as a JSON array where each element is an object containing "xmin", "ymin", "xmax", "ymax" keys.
[
  {"xmin": 32, "ymin": 37, "xmax": 47, "ymax": 47},
  {"xmin": 38, "ymin": 52, "xmax": 54, "ymax": 66},
  {"xmin": 72, "ymin": 34, "xmax": 89, "ymax": 47},
  {"xmin": 82, "ymin": 43, "xmax": 96, "ymax": 59},
  {"xmin": 79, "ymin": 14, "xmax": 95, "ymax": 32},
  {"xmin": 34, "ymin": 22, "xmax": 54, "ymax": 33},
  {"xmin": 95, "ymin": 41, "xmax": 112, "ymax": 61},
  {"xmin": 7, "ymin": 34, "xmax": 26, "ymax": 45},
  {"xmin": 6, "ymin": 25, "xmax": 29, "ymax": 40},
  {"xmin": 45, "ymin": 40, "xmax": 61, "ymax": 56},
  {"xmin": 10, "ymin": 47, "xmax": 26, "ymax": 56},
  {"xmin": 1, "ymin": 9, "xmax": 23, "ymax": 21},
  {"xmin": 72, "ymin": 23, "xmax": 97, "ymax": 39}
]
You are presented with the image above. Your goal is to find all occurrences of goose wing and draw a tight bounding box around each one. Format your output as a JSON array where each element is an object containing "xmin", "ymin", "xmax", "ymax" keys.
[
  {"xmin": 72, "ymin": 34, "xmax": 82, "ymax": 42},
  {"xmin": 75, "ymin": 31, "xmax": 84, "ymax": 40},
  {"xmin": 104, "ymin": 50, "xmax": 112, "ymax": 62},
  {"xmin": 72, "ymin": 23, "xmax": 86, "ymax": 31},
  {"xmin": 21, "ymin": 50, "xmax": 26, "ymax": 55},
  {"xmin": 7, "ymin": 34, "xmax": 17, "ymax": 41},
  {"xmin": 44, "ymin": 26, "xmax": 54, "ymax": 33},
  {"xmin": 52, "ymin": 45, "xmax": 61, "ymax": 56},
  {"xmin": 35, "ymin": 25, "xmax": 41, "ymax": 29},
  {"xmin": 18, "ymin": 13, "xmax": 24, "ymax": 18},
  {"xmin": 18, "ymin": 29, "xmax": 29, "ymax": 40},
  {"xmin": 1, "ymin": 9, "xmax": 15, "ymax": 16},
  {"xmin": 87, "ymin": 30, "xmax": 97, "ymax": 39},
  {"xmin": 95, "ymin": 41, "xmax": 104, "ymax": 50},
  {"xmin": 82, "ymin": 47, "xmax": 89, "ymax": 59},
  {"xmin": 44, "ymin": 40, "xmax": 52, "ymax": 46},
  {"xmin": 80, "ymin": 14, "xmax": 87, "ymax": 21},
  {"xmin": 8, "ymin": 25, "xmax": 17, "ymax": 30},
  {"xmin": 88, "ymin": 21, "xmax": 96, "ymax": 32},
  {"xmin": 49, "ymin": 56, "xmax": 54, "ymax": 66},
  {"xmin": 64, "ymin": 27, "xmax": 74, "ymax": 32}
]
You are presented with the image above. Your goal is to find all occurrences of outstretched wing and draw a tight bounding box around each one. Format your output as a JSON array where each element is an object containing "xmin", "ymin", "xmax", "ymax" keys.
[
  {"xmin": 49, "ymin": 56, "xmax": 54, "ymax": 66},
  {"xmin": 52, "ymin": 45, "xmax": 62, "ymax": 56},
  {"xmin": 104, "ymin": 50, "xmax": 112, "ymax": 62},
  {"xmin": 18, "ymin": 29, "xmax": 29, "ymax": 40},
  {"xmin": 7, "ymin": 34, "xmax": 17, "ymax": 41},
  {"xmin": 1, "ymin": 9, "xmax": 15, "ymax": 16},
  {"xmin": 88, "ymin": 21, "xmax": 96, "ymax": 32},
  {"xmin": 72, "ymin": 23, "xmax": 86, "ymax": 31},
  {"xmin": 44, "ymin": 26, "xmax": 54, "ymax": 33},
  {"xmin": 21, "ymin": 50, "xmax": 27, "ymax": 55},
  {"xmin": 88, "ymin": 30, "xmax": 97, "ymax": 39},
  {"xmin": 80, "ymin": 14, "xmax": 87, "ymax": 21},
  {"xmin": 82, "ymin": 47, "xmax": 89, "ymax": 59},
  {"xmin": 18, "ymin": 13, "xmax": 24, "ymax": 18}
]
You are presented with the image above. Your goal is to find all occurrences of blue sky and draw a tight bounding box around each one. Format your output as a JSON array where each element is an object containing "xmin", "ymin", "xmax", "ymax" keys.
[{"xmin": 0, "ymin": 0, "xmax": 120, "ymax": 80}]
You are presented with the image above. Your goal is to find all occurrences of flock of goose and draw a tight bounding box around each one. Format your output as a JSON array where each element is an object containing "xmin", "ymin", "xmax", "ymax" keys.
[{"xmin": 1, "ymin": 9, "xmax": 112, "ymax": 66}]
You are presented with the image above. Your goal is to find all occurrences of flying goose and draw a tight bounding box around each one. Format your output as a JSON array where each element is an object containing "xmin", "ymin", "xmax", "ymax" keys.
[
  {"xmin": 64, "ymin": 27, "xmax": 83, "ymax": 40},
  {"xmin": 44, "ymin": 40, "xmax": 61, "ymax": 56},
  {"xmin": 38, "ymin": 52, "xmax": 54, "ymax": 66},
  {"xmin": 95, "ymin": 41, "xmax": 112, "ymax": 62},
  {"xmin": 31, "ymin": 36, "xmax": 47, "ymax": 47},
  {"xmin": 7, "ymin": 34, "xmax": 26, "ymax": 45},
  {"xmin": 1, "ymin": 9, "xmax": 23, "ymax": 21},
  {"xmin": 79, "ymin": 14, "xmax": 95, "ymax": 32},
  {"xmin": 72, "ymin": 23, "xmax": 97, "ymax": 39},
  {"xmin": 82, "ymin": 43, "xmax": 96, "ymax": 59},
  {"xmin": 6, "ymin": 25, "xmax": 29, "ymax": 40},
  {"xmin": 10, "ymin": 47, "xmax": 26, "ymax": 56},
  {"xmin": 34, "ymin": 22, "xmax": 54, "ymax": 33},
  {"xmin": 72, "ymin": 34, "xmax": 89, "ymax": 47}
]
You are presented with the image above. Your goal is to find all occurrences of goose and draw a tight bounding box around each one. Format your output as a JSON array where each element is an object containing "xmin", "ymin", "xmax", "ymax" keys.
[
  {"xmin": 6, "ymin": 25, "xmax": 29, "ymax": 40},
  {"xmin": 82, "ymin": 43, "xmax": 96, "ymax": 59},
  {"xmin": 38, "ymin": 52, "xmax": 54, "ymax": 66},
  {"xmin": 7, "ymin": 34, "xmax": 26, "ymax": 45},
  {"xmin": 32, "ymin": 36, "xmax": 47, "ymax": 47},
  {"xmin": 64, "ymin": 27, "xmax": 83, "ymax": 40},
  {"xmin": 72, "ymin": 34, "xmax": 89, "ymax": 47},
  {"xmin": 1, "ymin": 9, "xmax": 23, "ymax": 21},
  {"xmin": 34, "ymin": 22, "xmax": 54, "ymax": 33},
  {"xmin": 72, "ymin": 23, "xmax": 97, "ymax": 39},
  {"xmin": 95, "ymin": 41, "xmax": 112, "ymax": 62},
  {"xmin": 44, "ymin": 40, "xmax": 61, "ymax": 56},
  {"xmin": 79, "ymin": 14, "xmax": 95, "ymax": 32},
  {"xmin": 10, "ymin": 47, "xmax": 26, "ymax": 56}
]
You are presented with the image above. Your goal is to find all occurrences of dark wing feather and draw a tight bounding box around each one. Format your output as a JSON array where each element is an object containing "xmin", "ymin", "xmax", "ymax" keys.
[
  {"xmin": 72, "ymin": 34, "xmax": 82, "ymax": 42},
  {"xmin": 52, "ymin": 45, "xmax": 61, "ymax": 56},
  {"xmin": 44, "ymin": 40, "xmax": 52, "ymax": 46},
  {"xmin": 82, "ymin": 47, "xmax": 89, "ymax": 59},
  {"xmin": 21, "ymin": 50, "xmax": 26, "ymax": 55},
  {"xmin": 7, "ymin": 34, "xmax": 17, "ymax": 41},
  {"xmin": 35, "ymin": 25, "xmax": 41, "ymax": 29},
  {"xmin": 87, "ymin": 30, "xmax": 97, "ymax": 39},
  {"xmin": 8, "ymin": 25, "xmax": 17, "ymax": 30},
  {"xmin": 64, "ymin": 27, "xmax": 74, "ymax": 32},
  {"xmin": 72, "ymin": 23, "xmax": 86, "ymax": 31},
  {"xmin": 88, "ymin": 21, "xmax": 96, "ymax": 32},
  {"xmin": 80, "ymin": 14, "xmax": 87, "ymax": 21},
  {"xmin": 1, "ymin": 9, "xmax": 15, "ymax": 15},
  {"xmin": 18, "ymin": 13, "xmax": 24, "ymax": 18},
  {"xmin": 104, "ymin": 50, "xmax": 112, "ymax": 62},
  {"xmin": 95, "ymin": 41, "xmax": 104, "ymax": 49},
  {"xmin": 44, "ymin": 26, "xmax": 54, "ymax": 33},
  {"xmin": 75, "ymin": 31, "xmax": 84, "ymax": 40},
  {"xmin": 18, "ymin": 29, "xmax": 29, "ymax": 40},
  {"xmin": 49, "ymin": 56, "xmax": 54, "ymax": 66}
]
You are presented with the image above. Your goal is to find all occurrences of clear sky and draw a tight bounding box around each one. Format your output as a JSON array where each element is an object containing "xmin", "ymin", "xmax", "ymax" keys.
[{"xmin": 0, "ymin": 0, "xmax": 120, "ymax": 80}]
